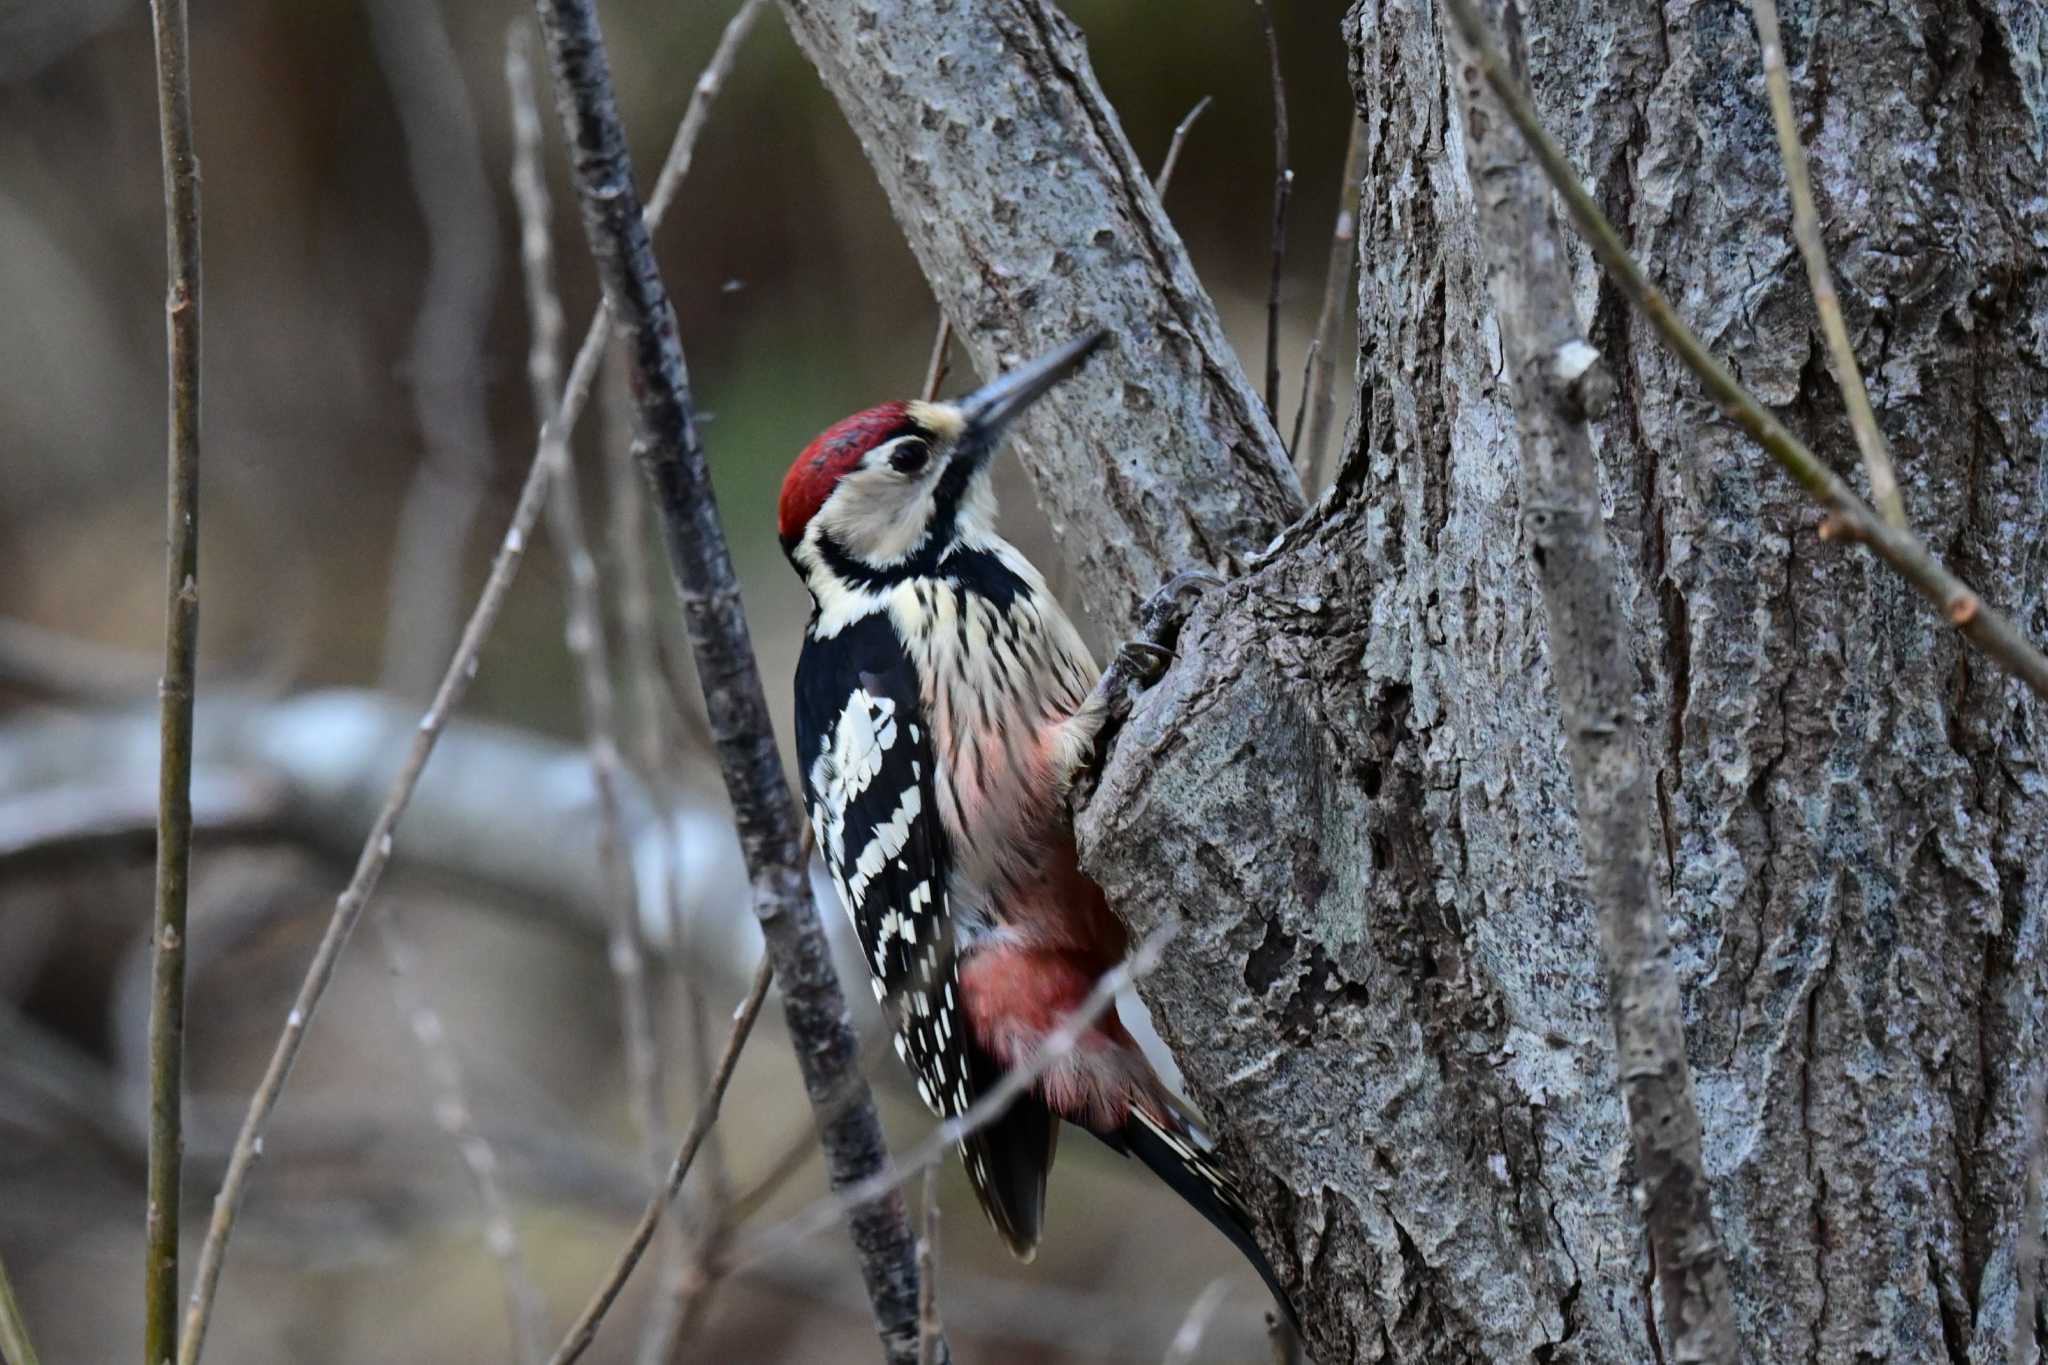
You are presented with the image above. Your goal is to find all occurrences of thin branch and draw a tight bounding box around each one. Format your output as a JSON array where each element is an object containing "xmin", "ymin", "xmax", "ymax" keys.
[
  {"xmin": 547, "ymin": 958, "xmax": 775, "ymax": 1365},
  {"xmin": 174, "ymin": 17, "xmax": 762, "ymax": 1351},
  {"xmin": 728, "ymin": 921, "xmax": 1177, "ymax": 1271},
  {"xmin": 374, "ymin": 912, "xmax": 550, "ymax": 1365},
  {"xmin": 1287, "ymin": 339, "xmax": 1318, "ymax": 460},
  {"xmin": 509, "ymin": 23, "xmax": 568, "ymax": 435},
  {"xmin": 1437, "ymin": 0, "xmax": 2048, "ymax": 703},
  {"xmin": 1253, "ymin": 0, "xmax": 1290, "ymax": 420},
  {"xmin": 1153, "ymin": 94, "xmax": 1213, "ymax": 200},
  {"xmin": 1748, "ymin": 0, "xmax": 1906, "ymax": 529},
  {"xmin": 1301, "ymin": 115, "xmax": 1366, "ymax": 492},
  {"xmin": 1441, "ymin": 3, "xmax": 1738, "ymax": 1358},
  {"xmin": 916, "ymin": 1167, "xmax": 942, "ymax": 1365},
  {"xmin": 0, "ymin": 1248, "xmax": 41, "ymax": 1365},
  {"xmin": 145, "ymin": 0, "xmax": 201, "ymax": 1358},
  {"xmin": 366, "ymin": 0, "xmax": 502, "ymax": 697},
  {"xmin": 592, "ymin": 3, "xmax": 762, "ymax": 1249},
  {"xmin": 921, "ymin": 319, "xmax": 954, "ymax": 403},
  {"xmin": 529, "ymin": 3, "xmax": 939, "ymax": 1364},
  {"xmin": 506, "ymin": 21, "xmax": 680, "ymax": 1316}
]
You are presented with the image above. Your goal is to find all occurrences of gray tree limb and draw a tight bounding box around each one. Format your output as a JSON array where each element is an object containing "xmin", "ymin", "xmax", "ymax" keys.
[
  {"xmin": 775, "ymin": 0, "xmax": 1305, "ymax": 630},
  {"xmin": 0, "ymin": 693, "xmax": 751, "ymax": 966}
]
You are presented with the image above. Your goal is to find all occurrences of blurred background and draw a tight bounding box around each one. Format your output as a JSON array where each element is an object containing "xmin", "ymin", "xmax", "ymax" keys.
[{"xmin": 0, "ymin": 1, "xmax": 1352, "ymax": 1359}]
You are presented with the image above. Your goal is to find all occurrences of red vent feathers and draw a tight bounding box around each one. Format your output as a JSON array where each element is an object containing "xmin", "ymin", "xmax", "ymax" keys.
[{"xmin": 778, "ymin": 402, "xmax": 911, "ymax": 545}]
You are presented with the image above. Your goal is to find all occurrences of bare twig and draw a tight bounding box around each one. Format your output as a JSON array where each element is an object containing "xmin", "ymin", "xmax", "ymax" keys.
[
  {"xmin": 1302, "ymin": 115, "xmax": 1366, "ymax": 491},
  {"xmin": 530, "ymin": 2, "xmax": 938, "ymax": 1362},
  {"xmin": 509, "ymin": 24, "xmax": 567, "ymax": 435},
  {"xmin": 1441, "ymin": 5, "xmax": 1739, "ymax": 1360},
  {"xmin": 1287, "ymin": 339, "xmax": 1318, "ymax": 459},
  {"xmin": 174, "ymin": 19, "xmax": 769, "ymax": 1355},
  {"xmin": 729, "ymin": 922, "xmax": 1177, "ymax": 1271},
  {"xmin": 545, "ymin": 0, "xmax": 766, "ymax": 507},
  {"xmin": 1748, "ymin": 0, "xmax": 1906, "ymax": 529},
  {"xmin": 916, "ymin": 1167, "xmax": 943, "ymax": 1365},
  {"xmin": 1153, "ymin": 94, "xmax": 1213, "ymax": 200},
  {"xmin": 921, "ymin": 319, "xmax": 954, "ymax": 403},
  {"xmin": 0, "ymin": 1248, "xmax": 41, "ymax": 1365},
  {"xmin": 1253, "ymin": 0, "xmax": 1290, "ymax": 420},
  {"xmin": 547, "ymin": 958, "xmax": 775, "ymax": 1365},
  {"xmin": 507, "ymin": 25, "xmax": 680, "ymax": 1326},
  {"xmin": 1438, "ymin": 0, "xmax": 2048, "ymax": 703},
  {"xmin": 374, "ymin": 912, "xmax": 550, "ymax": 1364},
  {"xmin": 1162, "ymin": 1278, "xmax": 1231, "ymax": 1365},
  {"xmin": 596, "ymin": 0, "xmax": 762, "ymax": 979},
  {"xmin": 145, "ymin": 0, "xmax": 200, "ymax": 1358},
  {"xmin": 366, "ymin": 0, "xmax": 502, "ymax": 697}
]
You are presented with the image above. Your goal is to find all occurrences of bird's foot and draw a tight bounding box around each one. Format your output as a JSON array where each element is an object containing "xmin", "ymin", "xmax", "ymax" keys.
[{"xmin": 1071, "ymin": 570, "xmax": 1224, "ymax": 810}]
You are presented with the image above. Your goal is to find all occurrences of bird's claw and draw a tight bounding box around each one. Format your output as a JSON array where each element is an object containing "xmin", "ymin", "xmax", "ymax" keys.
[
  {"xmin": 1071, "ymin": 569, "xmax": 1224, "ymax": 811},
  {"xmin": 1138, "ymin": 570, "xmax": 1224, "ymax": 642},
  {"xmin": 1111, "ymin": 638, "xmax": 1176, "ymax": 690}
]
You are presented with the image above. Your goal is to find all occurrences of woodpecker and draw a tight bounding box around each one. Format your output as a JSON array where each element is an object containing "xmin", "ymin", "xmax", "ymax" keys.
[{"xmin": 780, "ymin": 330, "xmax": 1293, "ymax": 1319}]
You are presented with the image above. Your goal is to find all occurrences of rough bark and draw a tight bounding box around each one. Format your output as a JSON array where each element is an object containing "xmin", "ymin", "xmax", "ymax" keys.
[
  {"xmin": 786, "ymin": 0, "xmax": 2048, "ymax": 1360},
  {"xmin": 1088, "ymin": 1, "xmax": 2047, "ymax": 1360},
  {"xmin": 775, "ymin": 0, "xmax": 1306, "ymax": 629},
  {"xmin": 1444, "ymin": 1, "xmax": 1736, "ymax": 1355}
]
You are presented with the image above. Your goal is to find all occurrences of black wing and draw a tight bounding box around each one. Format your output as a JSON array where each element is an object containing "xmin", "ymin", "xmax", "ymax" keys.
[{"xmin": 794, "ymin": 610, "xmax": 1053, "ymax": 1256}]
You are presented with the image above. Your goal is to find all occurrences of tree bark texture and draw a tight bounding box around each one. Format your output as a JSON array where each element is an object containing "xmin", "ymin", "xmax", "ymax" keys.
[
  {"xmin": 1089, "ymin": 2, "xmax": 2047, "ymax": 1360},
  {"xmin": 788, "ymin": 0, "xmax": 2048, "ymax": 1360}
]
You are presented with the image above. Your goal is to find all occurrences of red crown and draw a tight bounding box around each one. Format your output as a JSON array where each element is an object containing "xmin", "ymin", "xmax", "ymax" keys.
[{"xmin": 778, "ymin": 401, "xmax": 911, "ymax": 545}]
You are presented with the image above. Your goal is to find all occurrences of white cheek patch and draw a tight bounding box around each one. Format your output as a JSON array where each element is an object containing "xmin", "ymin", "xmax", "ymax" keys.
[{"xmin": 816, "ymin": 466, "xmax": 940, "ymax": 568}]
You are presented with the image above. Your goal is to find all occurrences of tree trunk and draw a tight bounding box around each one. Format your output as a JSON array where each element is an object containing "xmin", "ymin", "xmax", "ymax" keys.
[
  {"xmin": 1083, "ymin": 1, "xmax": 2048, "ymax": 1360},
  {"xmin": 784, "ymin": 0, "xmax": 2048, "ymax": 1359}
]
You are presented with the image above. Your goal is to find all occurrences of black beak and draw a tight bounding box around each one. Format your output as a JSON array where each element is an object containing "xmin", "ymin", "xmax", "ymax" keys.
[{"xmin": 955, "ymin": 329, "xmax": 1109, "ymax": 452}]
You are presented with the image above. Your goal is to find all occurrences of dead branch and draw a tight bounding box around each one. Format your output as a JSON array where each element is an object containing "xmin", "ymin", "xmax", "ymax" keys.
[
  {"xmin": 144, "ymin": 0, "xmax": 201, "ymax": 1355},
  {"xmin": 1252, "ymin": 0, "xmax": 1290, "ymax": 422},
  {"xmin": 1747, "ymin": 0, "xmax": 1906, "ymax": 529}
]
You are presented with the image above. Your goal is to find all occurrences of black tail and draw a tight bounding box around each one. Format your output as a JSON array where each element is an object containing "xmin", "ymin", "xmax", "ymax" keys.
[
  {"xmin": 961, "ymin": 1046, "xmax": 1060, "ymax": 1262},
  {"xmin": 1099, "ymin": 1111, "xmax": 1300, "ymax": 1332}
]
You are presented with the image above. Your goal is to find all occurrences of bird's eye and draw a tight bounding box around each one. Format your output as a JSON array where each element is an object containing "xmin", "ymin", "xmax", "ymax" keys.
[{"xmin": 887, "ymin": 439, "xmax": 930, "ymax": 475}]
